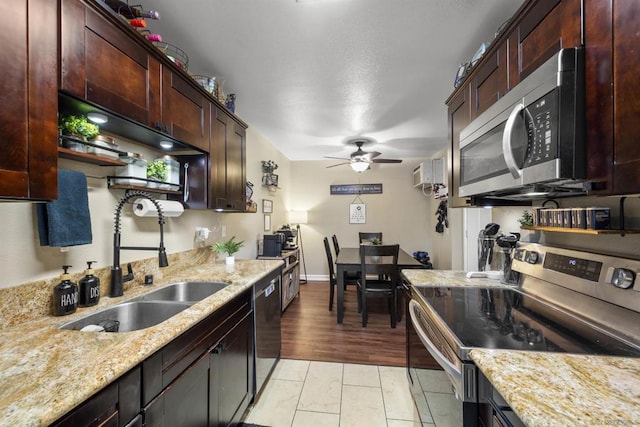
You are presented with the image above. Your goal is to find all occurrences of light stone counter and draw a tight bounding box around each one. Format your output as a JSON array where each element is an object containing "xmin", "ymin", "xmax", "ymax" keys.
[
  {"xmin": 472, "ymin": 349, "xmax": 640, "ymax": 426},
  {"xmin": 0, "ymin": 250, "xmax": 282, "ymax": 427},
  {"xmin": 401, "ymin": 269, "xmax": 510, "ymax": 288}
]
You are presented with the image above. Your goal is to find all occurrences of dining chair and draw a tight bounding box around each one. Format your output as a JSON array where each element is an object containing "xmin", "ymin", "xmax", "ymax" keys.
[
  {"xmin": 357, "ymin": 243, "xmax": 399, "ymax": 328},
  {"xmin": 359, "ymin": 232, "xmax": 383, "ymax": 243},
  {"xmin": 332, "ymin": 234, "xmax": 360, "ymax": 288},
  {"xmin": 324, "ymin": 237, "xmax": 359, "ymax": 311}
]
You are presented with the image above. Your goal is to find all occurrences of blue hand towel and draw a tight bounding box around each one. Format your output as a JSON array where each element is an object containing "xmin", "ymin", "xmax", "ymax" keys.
[{"xmin": 37, "ymin": 169, "xmax": 93, "ymax": 247}]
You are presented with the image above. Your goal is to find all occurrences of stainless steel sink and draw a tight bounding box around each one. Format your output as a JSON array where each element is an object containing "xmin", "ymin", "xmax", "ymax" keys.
[
  {"xmin": 60, "ymin": 301, "xmax": 192, "ymax": 332},
  {"xmin": 59, "ymin": 282, "xmax": 229, "ymax": 332},
  {"xmin": 130, "ymin": 281, "xmax": 229, "ymax": 303}
]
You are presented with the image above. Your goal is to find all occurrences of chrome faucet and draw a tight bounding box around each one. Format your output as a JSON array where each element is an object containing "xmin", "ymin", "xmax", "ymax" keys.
[{"xmin": 111, "ymin": 191, "xmax": 169, "ymax": 297}]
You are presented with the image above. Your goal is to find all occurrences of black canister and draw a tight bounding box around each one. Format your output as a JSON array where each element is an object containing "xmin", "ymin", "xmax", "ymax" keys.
[
  {"xmin": 53, "ymin": 265, "xmax": 78, "ymax": 316},
  {"xmin": 79, "ymin": 261, "xmax": 100, "ymax": 307}
]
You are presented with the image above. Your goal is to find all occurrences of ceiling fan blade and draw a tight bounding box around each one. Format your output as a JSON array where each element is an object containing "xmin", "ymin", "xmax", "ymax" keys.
[
  {"xmin": 326, "ymin": 162, "xmax": 349, "ymax": 168},
  {"xmin": 367, "ymin": 151, "xmax": 382, "ymax": 159},
  {"xmin": 372, "ymin": 158, "xmax": 403, "ymax": 164},
  {"xmin": 323, "ymin": 156, "xmax": 350, "ymax": 161}
]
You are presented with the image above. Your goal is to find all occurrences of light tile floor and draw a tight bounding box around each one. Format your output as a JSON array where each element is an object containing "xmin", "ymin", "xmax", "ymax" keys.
[{"xmin": 243, "ymin": 359, "xmax": 461, "ymax": 427}]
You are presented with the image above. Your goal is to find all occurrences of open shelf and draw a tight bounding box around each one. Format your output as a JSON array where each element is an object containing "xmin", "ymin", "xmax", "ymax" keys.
[
  {"xmin": 107, "ymin": 176, "xmax": 182, "ymax": 195},
  {"xmin": 522, "ymin": 226, "xmax": 640, "ymax": 235},
  {"xmin": 58, "ymin": 147, "xmax": 127, "ymax": 166}
]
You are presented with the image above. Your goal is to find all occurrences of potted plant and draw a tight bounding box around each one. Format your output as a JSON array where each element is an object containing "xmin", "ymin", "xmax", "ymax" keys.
[
  {"xmin": 58, "ymin": 115, "xmax": 100, "ymax": 152},
  {"xmin": 518, "ymin": 210, "xmax": 534, "ymax": 227},
  {"xmin": 518, "ymin": 210, "xmax": 540, "ymax": 242},
  {"xmin": 371, "ymin": 237, "xmax": 382, "ymax": 245},
  {"xmin": 147, "ymin": 159, "xmax": 168, "ymax": 188},
  {"xmin": 211, "ymin": 236, "xmax": 245, "ymax": 265}
]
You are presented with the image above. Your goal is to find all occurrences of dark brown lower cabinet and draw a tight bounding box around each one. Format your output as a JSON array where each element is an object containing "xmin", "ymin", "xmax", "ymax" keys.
[
  {"xmin": 143, "ymin": 350, "xmax": 210, "ymax": 426},
  {"xmin": 51, "ymin": 366, "xmax": 141, "ymax": 427},
  {"xmin": 54, "ymin": 289, "xmax": 254, "ymax": 427}
]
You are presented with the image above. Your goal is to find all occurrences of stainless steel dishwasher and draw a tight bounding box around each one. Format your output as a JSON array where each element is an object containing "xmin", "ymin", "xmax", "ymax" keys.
[{"xmin": 253, "ymin": 272, "xmax": 281, "ymax": 398}]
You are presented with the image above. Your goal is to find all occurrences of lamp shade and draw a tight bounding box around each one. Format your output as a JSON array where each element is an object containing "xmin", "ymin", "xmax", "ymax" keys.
[
  {"xmin": 350, "ymin": 160, "xmax": 369, "ymax": 172},
  {"xmin": 289, "ymin": 210, "xmax": 308, "ymax": 224}
]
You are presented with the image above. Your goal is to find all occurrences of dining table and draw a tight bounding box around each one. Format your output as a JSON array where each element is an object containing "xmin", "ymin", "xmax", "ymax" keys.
[{"xmin": 335, "ymin": 246, "xmax": 424, "ymax": 323}]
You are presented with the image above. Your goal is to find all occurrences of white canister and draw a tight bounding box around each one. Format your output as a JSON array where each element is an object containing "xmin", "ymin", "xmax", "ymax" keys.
[
  {"xmin": 87, "ymin": 135, "xmax": 119, "ymax": 158},
  {"xmin": 156, "ymin": 155, "xmax": 180, "ymax": 189},
  {"xmin": 115, "ymin": 153, "xmax": 147, "ymax": 185}
]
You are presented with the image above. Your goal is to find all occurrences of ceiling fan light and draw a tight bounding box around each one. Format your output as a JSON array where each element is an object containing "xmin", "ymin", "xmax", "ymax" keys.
[{"xmin": 350, "ymin": 160, "xmax": 369, "ymax": 172}]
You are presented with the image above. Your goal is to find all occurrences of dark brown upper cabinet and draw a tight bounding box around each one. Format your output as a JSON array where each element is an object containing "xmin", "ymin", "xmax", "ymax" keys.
[
  {"xmin": 0, "ymin": 0, "xmax": 58, "ymax": 200},
  {"xmin": 210, "ymin": 104, "xmax": 247, "ymax": 212}
]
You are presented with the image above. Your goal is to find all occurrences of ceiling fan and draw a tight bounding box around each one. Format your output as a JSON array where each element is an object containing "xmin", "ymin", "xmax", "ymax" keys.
[{"xmin": 324, "ymin": 139, "xmax": 402, "ymax": 172}]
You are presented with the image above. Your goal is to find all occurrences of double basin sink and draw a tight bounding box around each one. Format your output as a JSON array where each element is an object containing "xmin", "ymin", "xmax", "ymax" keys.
[{"xmin": 60, "ymin": 282, "xmax": 229, "ymax": 333}]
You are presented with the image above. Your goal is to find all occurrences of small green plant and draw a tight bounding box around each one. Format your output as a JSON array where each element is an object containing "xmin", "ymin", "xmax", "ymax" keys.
[
  {"xmin": 211, "ymin": 236, "xmax": 245, "ymax": 257},
  {"xmin": 518, "ymin": 210, "xmax": 534, "ymax": 227},
  {"xmin": 147, "ymin": 159, "xmax": 168, "ymax": 181},
  {"xmin": 58, "ymin": 115, "xmax": 100, "ymax": 139},
  {"xmin": 371, "ymin": 237, "xmax": 382, "ymax": 245}
]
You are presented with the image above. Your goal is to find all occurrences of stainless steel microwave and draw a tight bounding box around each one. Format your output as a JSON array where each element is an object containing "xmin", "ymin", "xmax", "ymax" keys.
[{"xmin": 458, "ymin": 47, "xmax": 586, "ymax": 200}]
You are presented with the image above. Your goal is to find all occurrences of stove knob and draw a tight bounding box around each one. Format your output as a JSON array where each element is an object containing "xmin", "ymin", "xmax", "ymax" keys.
[
  {"xmin": 525, "ymin": 251, "xmax": 539, "ymax": 264},
  {"xmin": 612, "ymin": 268, "xmax": 635, "ymax": 289}
]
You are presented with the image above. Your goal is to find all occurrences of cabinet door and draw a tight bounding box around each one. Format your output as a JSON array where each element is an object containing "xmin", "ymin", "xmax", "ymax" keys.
[
  {"xmin": 0, "ymin": 0, "xmax": 58, "ymax": 200},
  {"xmin": 509, "ymin": 0, "xmax": 582, "ymax": 84},
  {"xmin": 612, "ymin": 0, "xmax": 640, "ymax": 194},
  {"xmin": 51, "ymin": 382, "xmax": 118, "ymax": 427},
  {"xmin": 446, "ymin": 85, "xmax": 472, "ymax": 208},
  {"xmin": 143, "ymin": 350, "xmax": 209, "ymax": 427},
  {"xmin": 209, "ymin": 312, "xmax": 254, "ymax": 426},
  {"xmin": 159, "ymin": 65, "xmax": 210, "ymax": 152},
  {"xmin": 210, "ymin": 105, "xmax": 247, "ymax": 211},
  {"xmin": 471, "ymin": 42, "xmax": 508, "ymax": 120},
  {"xmin": 60, "ymin": 0, "xmax": 152, "ymax": 125}
]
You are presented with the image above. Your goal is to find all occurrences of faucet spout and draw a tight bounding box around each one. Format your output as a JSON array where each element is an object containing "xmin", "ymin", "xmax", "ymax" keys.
[{"xmin": 110, "ymin": 191, "xmax": 169, "ymax": 297}]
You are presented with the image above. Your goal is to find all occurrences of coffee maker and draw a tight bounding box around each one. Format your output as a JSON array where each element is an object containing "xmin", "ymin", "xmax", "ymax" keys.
[
  {"xmin": 276, "ymin": 226, "xmax": 298, "ymax": 250},
  {"xmin": 262, "ymin": 233, "xmax": 285, "ymax": 257}
]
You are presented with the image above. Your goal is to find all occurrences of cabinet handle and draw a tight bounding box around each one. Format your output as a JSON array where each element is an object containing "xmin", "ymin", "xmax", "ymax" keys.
[{"xmin": 211, "ymin": 343, "xmax": 225, "ymax": 354}]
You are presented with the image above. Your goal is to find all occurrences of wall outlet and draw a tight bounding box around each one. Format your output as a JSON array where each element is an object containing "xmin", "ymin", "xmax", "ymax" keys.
[{"xmin": 221, "ymin": 225, "xmax": 227, "ymax": 237}]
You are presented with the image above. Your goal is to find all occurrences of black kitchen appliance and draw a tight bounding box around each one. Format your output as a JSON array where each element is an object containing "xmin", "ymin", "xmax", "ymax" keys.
[
  {"xmin": 407, "ymin": 243, "xmax": 640, "ymax": 426},
  {"xmin": 262, "ymin": 233, "xmax": 285, "ymax": 257},
  {"xmin": 276, "ymin": 227, "xmax": 298, "ymax": 250}
]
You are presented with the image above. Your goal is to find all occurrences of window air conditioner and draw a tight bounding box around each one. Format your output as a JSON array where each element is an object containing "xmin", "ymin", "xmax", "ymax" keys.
[
  {"xmin": 413, "ymin": 158, "xmax": 446, "ymax": 188},
  {"xmin": 413, "ymin": 161, "xmax": 432, "ymax": 187}
]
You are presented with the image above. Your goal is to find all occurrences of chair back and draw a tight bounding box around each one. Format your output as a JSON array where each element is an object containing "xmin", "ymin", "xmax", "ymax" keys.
[
  {"xmin": 331, "ymin": 234, "xmax": 340, "ymax": 255},
  {"xmin": 359, "ymin": 232, "xmax": 383, "ymax": 243},
  {"xmin": 323, "ymin": 237, "xmax": 336, "ymax": 283},
  {"xmin": 359, "ymin": 244, "xmax": 399, "ymax": 279}
]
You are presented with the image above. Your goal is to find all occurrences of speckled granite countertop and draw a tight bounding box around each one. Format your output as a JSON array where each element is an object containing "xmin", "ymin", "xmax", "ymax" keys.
[
  {"xmin": 401, "ymin": 269, "xmax": 510, "ymax": 288},
  {"xmin": 471, "ymin": 349, "xmax": 640, "ymax": 427},
  {"xmin": 0, "ymin": 251, "xmax": 282, "ymax": 426}
]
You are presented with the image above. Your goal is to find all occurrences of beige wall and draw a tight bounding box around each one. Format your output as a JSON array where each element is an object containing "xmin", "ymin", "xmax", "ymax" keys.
[
  {"xmin": 289, "ymin": 159, "xmax": 437, "ymax": 280},
  {"xmin": 0, "ymin": 126, "xmax": 289, "ymax": 289}
]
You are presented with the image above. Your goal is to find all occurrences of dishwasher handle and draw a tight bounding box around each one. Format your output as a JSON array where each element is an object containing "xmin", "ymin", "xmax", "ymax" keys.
[{"xmin": 255, "ymin": 280, "xmax": 277, "ymax": 298}]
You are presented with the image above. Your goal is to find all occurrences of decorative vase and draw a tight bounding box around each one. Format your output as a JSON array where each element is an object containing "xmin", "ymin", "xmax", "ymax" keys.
[{"xmin": 225, "ymin": 256, "xmax": 235, "ymax": 265}]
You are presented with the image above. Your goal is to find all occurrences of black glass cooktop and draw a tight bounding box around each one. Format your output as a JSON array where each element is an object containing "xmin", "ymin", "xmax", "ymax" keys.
[{"xmin": 413, "ymin": 286, "xmax": 640, "ymax": 358}]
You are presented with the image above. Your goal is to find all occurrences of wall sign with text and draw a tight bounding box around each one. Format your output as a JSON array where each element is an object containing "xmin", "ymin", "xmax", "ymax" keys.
[{"xmin": 330, "ymin": 184, "xmax": 383, "ymax": 195}]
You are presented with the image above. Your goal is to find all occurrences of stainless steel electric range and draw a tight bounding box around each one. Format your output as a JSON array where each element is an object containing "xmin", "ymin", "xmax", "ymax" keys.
[{"xmin": 407, "ymin": 243, "xmax": 640, "ymax": 426}]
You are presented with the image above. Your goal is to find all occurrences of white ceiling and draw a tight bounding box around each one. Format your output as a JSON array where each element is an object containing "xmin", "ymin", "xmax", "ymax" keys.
[{"xmin": 147, "ymin": 0, "xmax": 524, "ymax": 162}]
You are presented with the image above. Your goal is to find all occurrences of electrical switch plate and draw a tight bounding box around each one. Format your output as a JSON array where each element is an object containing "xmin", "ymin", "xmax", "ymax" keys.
[{"xmin": 221, "ymin": 225, "xmax": 227, "ymax": 237}]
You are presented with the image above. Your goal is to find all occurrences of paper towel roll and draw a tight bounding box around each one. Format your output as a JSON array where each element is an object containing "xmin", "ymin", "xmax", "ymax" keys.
[{"xmin": 133, "ymin": 198, "xmax": 184, "ymax": 217}]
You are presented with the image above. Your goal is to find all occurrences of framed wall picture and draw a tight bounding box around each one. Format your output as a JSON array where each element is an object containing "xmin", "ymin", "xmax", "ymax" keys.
[
  {"xmin": 264, "ymin": 214, "xmax": 271, "ymax": 231},
  {"xmin": 349, "ymin": 203, "xmax": 366, "ymax": 224},
  {"xmin": 262, "ymin": 199, "xmax": 273, "ymax": 213}
]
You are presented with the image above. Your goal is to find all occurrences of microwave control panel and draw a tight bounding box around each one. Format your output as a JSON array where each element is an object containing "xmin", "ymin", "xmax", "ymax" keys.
[{"xmin": 525, "ymin": 89, "xmax": 558, "ymax": 167}]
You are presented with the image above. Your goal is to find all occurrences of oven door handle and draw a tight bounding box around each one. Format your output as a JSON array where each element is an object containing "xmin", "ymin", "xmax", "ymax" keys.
[
  {"xmin": 502, "ymin": 102, "xmax": 524, "ymax": 179},
  {"xmin": 409, "ymin": 300, "xmax": 461, "ymax": 382}
]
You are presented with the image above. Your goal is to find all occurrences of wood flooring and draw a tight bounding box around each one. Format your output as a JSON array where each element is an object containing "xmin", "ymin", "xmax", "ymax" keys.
[{"xmin": 280, "ymin": 281, "xmax": 407, "ymax": 367}]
